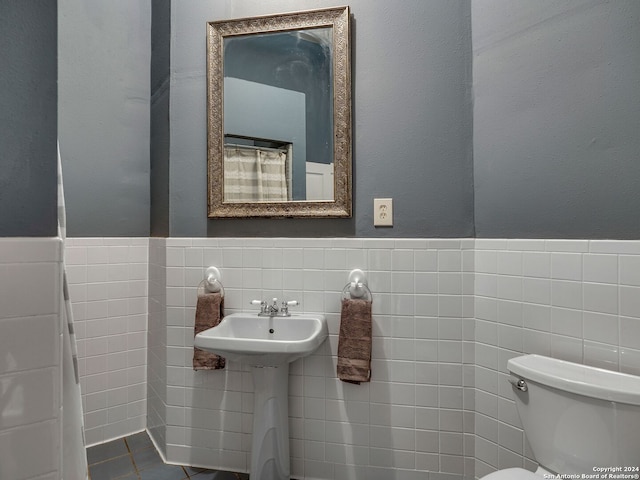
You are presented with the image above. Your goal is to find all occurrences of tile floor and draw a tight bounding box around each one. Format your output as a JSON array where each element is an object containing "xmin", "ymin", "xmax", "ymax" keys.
[{"xmin": 87, "ymin": 431, "xmax": 249, "ymax": 480}]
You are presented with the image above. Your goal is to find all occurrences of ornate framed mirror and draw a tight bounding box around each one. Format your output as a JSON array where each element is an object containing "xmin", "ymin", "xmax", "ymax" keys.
[{"xmin": 207, "ymin": 6, "xmax": 351, "ymax": 218}]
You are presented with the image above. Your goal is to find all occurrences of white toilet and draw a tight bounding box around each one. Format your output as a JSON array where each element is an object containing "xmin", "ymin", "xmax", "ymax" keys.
[{"xmin": 482, "ymin": 354, "xmax": 640, "ymax": 480}]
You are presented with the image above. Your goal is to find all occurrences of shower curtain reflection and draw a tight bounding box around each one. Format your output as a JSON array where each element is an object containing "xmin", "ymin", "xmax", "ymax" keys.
[{"xmin": 223, "ymin": 145, "xmax": 291, "ymax": 202}]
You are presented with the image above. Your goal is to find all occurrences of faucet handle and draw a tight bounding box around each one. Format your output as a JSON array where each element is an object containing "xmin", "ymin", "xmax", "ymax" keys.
[
  {"xmin": 250, "ymin": 299, "xmax": 267, "ymax": 314},
  {"xmin": 280, "ymin": 300, "xmax": 299, "ymax": 316}
]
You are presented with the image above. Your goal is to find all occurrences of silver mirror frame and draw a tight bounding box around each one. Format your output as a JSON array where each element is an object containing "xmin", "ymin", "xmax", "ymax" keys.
[{"xmin": 207, "ymin": 6, "xmax": 352, "ymax": 218}]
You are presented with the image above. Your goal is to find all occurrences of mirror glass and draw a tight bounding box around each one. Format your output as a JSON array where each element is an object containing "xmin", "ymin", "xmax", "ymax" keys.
[
  {"xmin": 223, "ymin": 28, "xmax": 333, "ymax": 203},
  {"xmin": 207, "ymin": 7, "xmax": 351, "ymax": 218}
]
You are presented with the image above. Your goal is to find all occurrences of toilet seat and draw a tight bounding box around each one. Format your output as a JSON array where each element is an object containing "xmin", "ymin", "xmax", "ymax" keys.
[{"xmin": 481, "ymin": 468, "xmax": 541, "ymax": 480}]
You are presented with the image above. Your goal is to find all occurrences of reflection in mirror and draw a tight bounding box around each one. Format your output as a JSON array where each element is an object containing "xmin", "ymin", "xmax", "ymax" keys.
[
  {"xmin": 224, "ymin": 29, "xmax": 333, "ymax": 202},
  {"xmin": 223, "ymin": 135, "xmax": 295, "ymax": 202},
  {"xmin": 207, "ymin": 7, "xmax": 351, "ymax": 218}
]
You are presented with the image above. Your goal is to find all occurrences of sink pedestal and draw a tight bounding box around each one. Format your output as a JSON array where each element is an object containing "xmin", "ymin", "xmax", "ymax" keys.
[
  {"xmin": 250, "ymin": 365, "xmax": 290, "ymax": 480},
  {"xmin": 193, "ymin": 312, "xmax": 328, "ymax": 480}
]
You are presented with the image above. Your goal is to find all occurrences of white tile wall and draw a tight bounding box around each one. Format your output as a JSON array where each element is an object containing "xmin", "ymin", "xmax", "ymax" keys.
[
  {"xmin": 473, "ymin": 239, "xmax": 640, "ymax": 477},
  {"xmin": 147, "ymin": 237, "xmax": 168, "ymax": 457},
  {"xmin": 64, "ymin": 237, "xmax": 148, "ymax": 446},
  {"xmin": 0, "ymin": 238, "xmax": 62, "ymax": 480},
  {"xmin": 153, "ymin": 238, "xmax": 475, "ymax": 480},
  {"xmin": 35, "ymin": 235, "xmax": 638, "ymax": 478}
]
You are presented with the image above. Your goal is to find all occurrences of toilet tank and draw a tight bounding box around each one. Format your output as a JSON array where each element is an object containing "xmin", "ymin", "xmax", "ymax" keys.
[{"xmin": 508, "ymin": 355, "xmax": 640, "ymax": 474}]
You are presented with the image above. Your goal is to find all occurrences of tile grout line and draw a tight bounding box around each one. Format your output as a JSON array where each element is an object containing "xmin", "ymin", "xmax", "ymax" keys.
[{"xmin": 122, "ymin": 437, "xmax": 141, "ymax": 479}]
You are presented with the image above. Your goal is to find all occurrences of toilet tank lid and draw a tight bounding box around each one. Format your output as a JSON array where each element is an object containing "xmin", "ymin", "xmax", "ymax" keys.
[
  {"xmin": 508, "ymin": 354, "xmax": 640, "ymax": 406},
  {"xmin": 480, "ymin": 468, "xmax": 541, "ymax": 480}
]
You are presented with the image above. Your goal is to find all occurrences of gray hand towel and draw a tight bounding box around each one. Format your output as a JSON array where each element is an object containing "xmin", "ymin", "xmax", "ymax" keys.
[
  {"xmin": 337, "ymin": 297, "xmax": 372, "ymax": 384},
  {"xmin": 193, "ymin": 292, "xmax": 226, "ymax": 370}
]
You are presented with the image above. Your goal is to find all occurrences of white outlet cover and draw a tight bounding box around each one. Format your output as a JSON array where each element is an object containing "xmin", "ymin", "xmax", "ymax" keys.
[{"xmin": 374, "ymin": 198, "xmax": 393, "ymax": 226}]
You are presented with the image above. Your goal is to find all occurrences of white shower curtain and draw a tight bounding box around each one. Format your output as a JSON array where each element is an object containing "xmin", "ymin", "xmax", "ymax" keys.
[
  {"xmin": 58, "ymin": 143, "xmax": 89, "ymax": 480},
  {"xmin": 223, "ymin": 146, "xmax": 290, "ymax": 202}
]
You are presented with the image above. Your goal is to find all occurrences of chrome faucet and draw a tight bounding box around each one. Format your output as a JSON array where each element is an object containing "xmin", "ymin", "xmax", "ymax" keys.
[{"xmin": 250, "ymin": 298, "xmax": 299, "ymax": 317}]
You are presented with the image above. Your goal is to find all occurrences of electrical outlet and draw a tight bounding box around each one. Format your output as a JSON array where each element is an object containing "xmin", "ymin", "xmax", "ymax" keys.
[{"xmin": 374, "ymin": 198, "xmax": 393, "ymax": 227}]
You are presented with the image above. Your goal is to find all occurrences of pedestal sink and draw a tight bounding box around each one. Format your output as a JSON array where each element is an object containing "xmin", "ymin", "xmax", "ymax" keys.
[{"xmin": 194, "ymin": 312, "xmax": 328, "ymax": 480}]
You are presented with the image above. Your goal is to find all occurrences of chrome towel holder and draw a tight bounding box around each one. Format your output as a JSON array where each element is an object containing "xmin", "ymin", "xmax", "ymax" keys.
[
  {"xmin": 341, "ymin": 268, "xmax": 372, "ymax": 301},
  {"xmin": 198, "ymin": 266, "xmax": 225, "ymax": 296}
]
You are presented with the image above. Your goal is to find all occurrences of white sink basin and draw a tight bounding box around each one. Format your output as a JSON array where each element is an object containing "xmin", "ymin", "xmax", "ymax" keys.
[
  {"xmin": 194, "ymin": 312, "xmax": 328, "ymax": 366},
  {"xmin": 195, "ymin": 311, "xmax": 328, "ymax": 478}
]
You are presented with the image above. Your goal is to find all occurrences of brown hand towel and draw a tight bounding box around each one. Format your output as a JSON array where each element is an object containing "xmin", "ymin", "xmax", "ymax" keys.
[
  {"xmin": 193, "ymin": 292, "xmax": 226, "ymax": 370},
  {"xmin": 337, "ymin": 297, "xmax": 372, "ymax": 384}
]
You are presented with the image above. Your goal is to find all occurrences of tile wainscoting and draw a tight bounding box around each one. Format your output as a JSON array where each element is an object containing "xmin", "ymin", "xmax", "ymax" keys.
[
  {"xmin": 57, "ymin": 237, "xmax": 640, "ymax": 479},
  {"xmin": 473, "ymin": 239, "xmax": 640, "ymax": 477},
  {"xmin": 0, "ymin": 238, "xmax": 63, "ymax": 480},
  {"xmin": 147, "ymin": 238, "xmax": 476, "ymax": 480},
  {"xmin": 64, "ymin": 237, "xmax": 149, "ymax": 446}
]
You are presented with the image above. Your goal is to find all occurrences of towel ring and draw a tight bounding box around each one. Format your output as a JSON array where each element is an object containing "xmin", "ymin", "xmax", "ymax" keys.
[
  {"xmin": 197, "ymin": 266, "xmax": 225, "ymax": 297},
  {"xmin": 341, "ymin": 269, "xmax": 372, "ymax": 301}
]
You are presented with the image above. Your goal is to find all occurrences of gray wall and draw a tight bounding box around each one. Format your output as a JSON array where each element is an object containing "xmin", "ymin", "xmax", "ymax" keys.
[
  {"xmin": 473, "ymin": 0, "xmax": 640, "ymax": 239},
  {"xmin": 0, "ymin": 0, "xmax": 58, "ymax": 237},
  {"xmin": 58, "ymin": 0, "xmax": 151, "ymax": 237},
  {"xmin": 151, "ymin": 0, "xmax": 171, "ymax": 237},
  {"xmin": 354, "ymin": 0, "xmax": 474, "ymax": 238},
  {"xmin": 166, "ymin": 0, "xmax": 475, "ymax": 237},
  {"xmin": 60, "ymin": 1, "xmax": 640, "ymax": 239}
]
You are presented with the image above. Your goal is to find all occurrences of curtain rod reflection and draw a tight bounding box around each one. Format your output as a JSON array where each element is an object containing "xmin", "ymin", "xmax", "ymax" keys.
[
  {"xmin": 225, "ymin": 133, "xmax": 288, "ymax": 145},
  {"xmin": 224, "ymin": 143, "xmax": 289, "ymax": 153}
]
